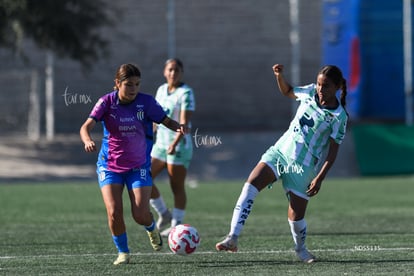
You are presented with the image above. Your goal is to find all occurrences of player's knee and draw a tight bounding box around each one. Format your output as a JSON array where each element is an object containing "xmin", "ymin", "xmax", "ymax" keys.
[
  {"xmin": 107, "ymin": 208, "xmax": 123, "ymax": 224},
  {"xmin": 132, "ymin": 210, "xmax": 151, "ymax": 225}
]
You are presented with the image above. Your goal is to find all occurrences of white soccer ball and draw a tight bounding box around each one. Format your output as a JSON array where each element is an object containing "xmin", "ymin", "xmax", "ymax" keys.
[{"xmin": 168, "ymin": 224, "xmax": 200, "ymax": 256}]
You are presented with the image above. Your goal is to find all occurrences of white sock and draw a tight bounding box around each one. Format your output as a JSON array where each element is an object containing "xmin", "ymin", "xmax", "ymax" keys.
[
  {"xmin": 229, "ymin": 183, "xmax": 259, "ymax": 237},
  {"xmin": 150, "ymin": 196, "xmax": 168, "ymax": 216},
  {"xmin": 288, "ymin": 219, "xmax": 307, "ymax": 251},
  {"xmin": 172, "ymin": 208, "xmax": 185, "ymax": 227}
]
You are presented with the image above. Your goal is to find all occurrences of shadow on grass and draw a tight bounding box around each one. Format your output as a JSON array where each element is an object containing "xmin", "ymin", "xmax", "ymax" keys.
[
  {"xmin": 196, "ymin": 259, "xmax": 297, "ymax": 267},
  {"xmin": 194, "ymin": 258, "xmax": 414, "ymax": 268},
  {"xmin": 312, "ymin": 232, "xmax": 414, "ymax": 236}
]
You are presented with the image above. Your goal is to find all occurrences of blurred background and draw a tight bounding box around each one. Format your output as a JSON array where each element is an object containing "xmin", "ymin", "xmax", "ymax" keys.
[{"xmin": 0, "ymin": 0, "xmax": 413, "ymax": 182}]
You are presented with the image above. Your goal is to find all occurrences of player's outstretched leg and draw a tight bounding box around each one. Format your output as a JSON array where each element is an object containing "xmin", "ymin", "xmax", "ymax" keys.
[{"xmin": 216, "ymin": 183, "xmax": 259, "ymax": 252}]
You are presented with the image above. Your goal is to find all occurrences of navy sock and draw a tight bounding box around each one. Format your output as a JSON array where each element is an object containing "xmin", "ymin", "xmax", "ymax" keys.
[{"xmin": 145, "ymin": 221, "xmax": 156, "ymax": 232}]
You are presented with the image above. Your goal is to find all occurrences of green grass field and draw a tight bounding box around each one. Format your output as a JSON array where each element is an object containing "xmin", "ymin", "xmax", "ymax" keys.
[{"xmin": 1, "ymin": 177, "xmax": 413, "ymax": 275}]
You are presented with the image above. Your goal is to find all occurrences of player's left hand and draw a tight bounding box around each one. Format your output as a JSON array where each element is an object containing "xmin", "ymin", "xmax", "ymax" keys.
[
  {"xmin": 167, "ymin": 144, "xmax": 176, "ymax": 155},
  {"xmin": 177, "ymin": 124, "xmax": 188, "ymax": 135},
  {"xmin": 306, "ymin": 179, "xmax": 322, "ymax": 197}
]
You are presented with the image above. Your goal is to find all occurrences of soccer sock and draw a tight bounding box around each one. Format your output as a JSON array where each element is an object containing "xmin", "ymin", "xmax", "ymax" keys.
[
  {"xmin": 229, "ymin": 182, "xmax": 259, "ymax": 237},
  {"xmin": 288, "ymin": 219, "xmax": 307, "ymax": 251},
  {"xmin": 112, "ymin": 232, "xmax": 129, "ymax": 253},
  {"xmin": 150, "ymin": 196, "xmax": 168, "ymax": 216},
  {"xmin": 172, "ymin": 208, "xmax": 185, "ymax": 226},
  {"xmin": 144, "ymin": 221, "xmax": 156, "ymax": 232}
]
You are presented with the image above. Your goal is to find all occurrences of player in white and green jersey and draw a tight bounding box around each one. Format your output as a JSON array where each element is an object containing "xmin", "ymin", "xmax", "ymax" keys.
[
  {"xmin": 216, "ymin": 64, "xmax": 348, "ymax": 264},
  {"xmin": 152, "ymin": 82, "xmax": 195, "ymax": 165},
  {"xmin": 150, "ymin": 58, "xmax": 196, "ymax": 237},
  {"xmin": 275, "ymin": 83, "xmax": 347, "ymax": 168}
]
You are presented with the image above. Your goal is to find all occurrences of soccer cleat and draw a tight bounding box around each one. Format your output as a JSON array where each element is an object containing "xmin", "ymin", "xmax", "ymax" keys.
[
  {"xmin": 160, "ymin": 226, "xmax": 172, "ymax": 237},
  {"xmin": 156, "ymin": 210, "xmax": 172, "ymax": 230},
  {"xmin": 160, "ymin": 221, "xmax": 181, "ymax": 237},
  {"xmin": 215, "ymin": 235, "xmax": 238, "ymax": 252},
  {"xmin": 147, "ymin": 228, "xmax": 163, "ymax": 251},
  {"xmin": 295, "ymin": 248, "xmax": 316, "ymax": 263},
  {"xmin": 113, "ymin": 252, "xmax": 130, "ymax": 265}
]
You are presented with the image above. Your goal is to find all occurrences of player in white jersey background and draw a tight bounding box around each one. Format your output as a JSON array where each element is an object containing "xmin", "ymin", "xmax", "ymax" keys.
[
  {"xmin": 150, "ymin": 58, "xmax": 196, "ymax": 237},
  {"xmin": 216, "ymin": 63, "xmax": 348, "ymax": 263}
]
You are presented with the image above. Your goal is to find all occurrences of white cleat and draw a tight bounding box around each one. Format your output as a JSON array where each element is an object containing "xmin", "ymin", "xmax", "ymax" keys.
[
  {"xmin": 156, "ymin": 210, "xmax": 172, "ymax": 230},
  {"xmin": 295, "ymin": 248, "xmax": 316, "ymax": 263},
  {"xmin": 113, "ymin": 252, "xmax": 130, "ymax": 265},
  {"xmin": 160, "ymin": 220, "xmax": 181, "ymax": 237},
  {"xmin": 215, "ymin": 235, "xmax": 238, "ymax": 252}
]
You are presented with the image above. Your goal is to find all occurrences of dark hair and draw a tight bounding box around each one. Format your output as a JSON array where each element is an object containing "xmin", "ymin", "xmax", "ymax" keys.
[
  {"xmin": 318, "ymin": 65, "xmax": 347, "ymax": 107},
  {"xmin": 165, "ymin": 58, "xmax": 184, "ymax": 71},
  {"xmin": 113, "ymin": 63, "xmax": 141, "ymax": 90}
]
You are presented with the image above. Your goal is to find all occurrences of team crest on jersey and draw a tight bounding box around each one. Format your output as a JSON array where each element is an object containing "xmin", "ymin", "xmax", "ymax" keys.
[
  {"xmin": 324, "ymin": 111, "xmax": 335, "ymax": 123},
  {"xmin": 136, "ymin": 109, "xmax": 144, "ymax": 120},
  {"xmin": 299, "ymin": 112, "xmax": 315, "ymax": 128}
]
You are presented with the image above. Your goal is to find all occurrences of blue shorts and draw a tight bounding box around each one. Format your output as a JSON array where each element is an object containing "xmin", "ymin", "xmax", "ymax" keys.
[{"xmin": 96, "ymin": 165, "xmax": 152, "ymax": 191}]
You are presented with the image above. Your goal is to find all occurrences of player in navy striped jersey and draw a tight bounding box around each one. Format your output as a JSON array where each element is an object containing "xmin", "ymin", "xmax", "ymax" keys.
[{"xmin": 216, "ymin": 64, "xmax": 348, "ymax": 263}]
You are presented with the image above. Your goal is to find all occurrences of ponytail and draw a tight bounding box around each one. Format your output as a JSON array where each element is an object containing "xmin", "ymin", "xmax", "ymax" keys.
[{"xmin": 340, "ymin": 78, "xmax": 347, "ymax": 107}]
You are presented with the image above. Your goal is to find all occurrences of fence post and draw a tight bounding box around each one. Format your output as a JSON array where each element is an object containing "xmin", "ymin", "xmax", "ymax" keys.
[{"xmin": 28, "ymin": 69, "xmax": 40, "ymax": 141}]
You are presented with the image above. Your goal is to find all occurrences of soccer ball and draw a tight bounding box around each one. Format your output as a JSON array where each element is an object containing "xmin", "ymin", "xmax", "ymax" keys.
[{"xmin": 168, "ymin": 224, "xmax": 200, "ymax": 256}]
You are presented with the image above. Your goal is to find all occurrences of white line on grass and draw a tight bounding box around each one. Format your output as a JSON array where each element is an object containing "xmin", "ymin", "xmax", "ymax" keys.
[{"xmin": 0, "ymin": 247, "xmax": 413, "ymax": 260}]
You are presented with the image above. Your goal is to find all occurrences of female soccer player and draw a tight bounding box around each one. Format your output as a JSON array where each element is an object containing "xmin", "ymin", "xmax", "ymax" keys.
[
  {"xmin": 149, "ymin": 58, "xmax": 196, "ymax": 237},
  {"xmin": 215, "ymin": 64, "xmax": 348, "ymax": 263},
  {"xmin": 80, "ymin": 63, "xmax": 185, "ymax": 265}
]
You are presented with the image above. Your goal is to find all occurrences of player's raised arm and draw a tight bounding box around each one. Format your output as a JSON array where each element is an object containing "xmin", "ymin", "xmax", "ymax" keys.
[{"xmin": 272, "ymin": 64, "xmax": 296, "ymax": 99}]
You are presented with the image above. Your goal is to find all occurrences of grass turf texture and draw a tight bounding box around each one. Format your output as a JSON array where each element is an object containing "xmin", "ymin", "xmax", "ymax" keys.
[{"xmin": 0, "ymin": 177, "xmax": 413, "ymax": 275}]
